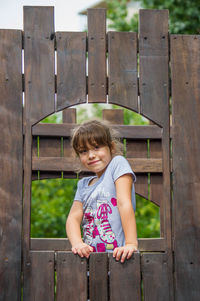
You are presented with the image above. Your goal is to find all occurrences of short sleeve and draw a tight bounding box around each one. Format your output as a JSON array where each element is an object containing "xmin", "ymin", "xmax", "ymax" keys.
[
  {"xmin": 111, "ymin": 156, "xmax": 136, "ymax": 182},
  {"xmin": 74, "ymin": 179, "xmax": 83, "ymax": 203}
]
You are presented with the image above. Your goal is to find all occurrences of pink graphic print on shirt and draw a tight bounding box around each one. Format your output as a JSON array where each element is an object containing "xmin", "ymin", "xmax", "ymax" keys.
[
  {"xmin": 83, "ymin": 200, "xmax": 118, "ymax": 252},
  {"xmin": 83, "ymin": 207, "xmax": 95, "ymax": 245}
]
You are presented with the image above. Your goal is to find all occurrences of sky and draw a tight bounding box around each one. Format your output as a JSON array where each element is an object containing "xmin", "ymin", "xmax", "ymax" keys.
[{"xmin": 0, "ymin": 0, "xmax": 99, "ymax": 31}]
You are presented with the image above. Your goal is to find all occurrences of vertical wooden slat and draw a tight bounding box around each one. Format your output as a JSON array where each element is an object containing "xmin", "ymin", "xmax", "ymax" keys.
[
  {"xmin": 102, "ymin": 109, "xmax": 124, "ymax": 124},
  {"xmin": 139, "ymin": 10, "xmax": 171, "ymax": 252},
  {"xmin": 39, "ymin": 136, "xmax": 62, "ymax": 179},
  {"xmin": 108, "ymin": 32, "xmax": 138, "ymax": 112},
  {"xmin": 0, "ymin": 29, "xmax": 22, "ymax": 301},
  {"xmin": 139, "ymin": 9, "xmax": 169, "ymax": 127},
  {"xmin": 126, "ymin": 140, "xmax": 149, "ymax": 200},
  {"xmin": 142, "ymin": 253, "xmax": 173, "ymax": 300},
  {"xmin": 150, "ymin": 140, "xmax": 162, "ymax": 207},
  {"xmin": 23, "ymin": 251, "xmax": 55, "ymax": 301},
  {"xmin": 88, "ymin": 9, "xmax": 106, "ymax": 103},
  {"xmin": 24, "ymin": 6, "xmax": 55, "ymax": 125},
  {"xmin": 56, "ymin": 252, "xmax": 87, "ymax": 301},
  {"xmin": 56, "ymin": 32, "xmax": 87, "ymax": 111},
  {"xmin": 109, "ymin": 253, "xmax": 141, "ymax": 301},
  {"xmin": 32, "ymin": 136, "xmax": 38, "ymax": 180},
  {"xmin": 89, "ymin": 253, "xmax": 108, "ymax": 301},
  {"xmin": 171, "ymin": 35, "xmax": 200, "ymax": 300},
  {"xmin": 63, "ymin": 108, "xmax": 77, "ymax": 178}
]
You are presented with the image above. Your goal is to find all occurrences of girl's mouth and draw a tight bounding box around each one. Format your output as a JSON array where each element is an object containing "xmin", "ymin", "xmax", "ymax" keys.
[{"xmin": 88, "ymin": 160, "xmax": 100, "ymax": 165}]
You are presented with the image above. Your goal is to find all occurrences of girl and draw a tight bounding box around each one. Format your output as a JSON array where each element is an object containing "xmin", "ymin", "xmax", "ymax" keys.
[{"xmin": 66, "ymin": 120, "xmax": 138, "ymax": 263}]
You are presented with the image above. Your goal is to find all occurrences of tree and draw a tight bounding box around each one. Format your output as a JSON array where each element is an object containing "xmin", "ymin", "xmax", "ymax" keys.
[{"xmin": 106, "ymin": 0, "xmax": 200, "ymax": 34}]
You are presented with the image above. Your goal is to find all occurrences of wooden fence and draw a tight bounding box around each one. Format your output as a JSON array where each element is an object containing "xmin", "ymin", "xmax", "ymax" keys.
[{"xmin": 0, "ymin": 6, "xmax": 199, "ymax": 301}]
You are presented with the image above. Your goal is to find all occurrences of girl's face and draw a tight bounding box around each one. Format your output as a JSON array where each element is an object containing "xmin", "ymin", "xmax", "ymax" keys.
[{"xmin": 78, "ymin": 143, "xmax": 113, "ymax": 178}]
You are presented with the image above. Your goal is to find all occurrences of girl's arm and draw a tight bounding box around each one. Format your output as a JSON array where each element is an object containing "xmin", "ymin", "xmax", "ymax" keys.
[
  {"xmin": 113, "ymin": 173, "xmax": 138, "ymax": 263},
  {"xmin": 66, "ymin": 201, "xmax": 93, "ymax": 258}
]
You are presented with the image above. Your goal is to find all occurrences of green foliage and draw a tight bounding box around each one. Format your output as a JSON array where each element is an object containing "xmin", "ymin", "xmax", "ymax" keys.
[
  {"xmin": 31, "ymin": 178, "xmax": 78, "ymax": 238},
  {"xmin": 136, "ymin": 195, "xmax": 160, "ymax": 238},
  {"xmin": 107, "ymin": 0, "xmax": 138, "ymax": 31},
  {"xmin": 106, "ymin": 0, "xmax": 200, "ymax": 34}
]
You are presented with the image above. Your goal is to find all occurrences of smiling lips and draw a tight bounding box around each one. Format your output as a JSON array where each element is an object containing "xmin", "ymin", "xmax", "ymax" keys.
[{"xmin": 88, "ymin": 160, "xmax": 100, "ymax": 165}]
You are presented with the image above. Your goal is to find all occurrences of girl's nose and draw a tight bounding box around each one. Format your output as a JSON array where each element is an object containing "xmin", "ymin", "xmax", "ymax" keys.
[{"xmin": 88, "ymin": 149, "xmax": 95, "ymax": 158}]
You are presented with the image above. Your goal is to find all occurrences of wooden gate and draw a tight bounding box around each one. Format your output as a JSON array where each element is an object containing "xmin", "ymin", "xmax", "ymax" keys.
[{"xmin": 0, "ymin": 7, "xmax": 200, "ymax": 301}]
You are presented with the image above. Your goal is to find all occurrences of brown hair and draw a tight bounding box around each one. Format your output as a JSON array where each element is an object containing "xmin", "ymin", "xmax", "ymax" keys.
[{"xmin": 71, "ymin": 119, "xmax": 123, "ymax": 156}]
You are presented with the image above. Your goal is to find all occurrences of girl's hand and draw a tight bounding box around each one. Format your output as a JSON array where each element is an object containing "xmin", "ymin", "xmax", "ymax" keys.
[
  {"xmin": 72, "ymin": 242, "xmax": 93, "ymax": 259},
  {"xmin": 113, "ymin": 244, "xmax": 138, "ymax": 263}
]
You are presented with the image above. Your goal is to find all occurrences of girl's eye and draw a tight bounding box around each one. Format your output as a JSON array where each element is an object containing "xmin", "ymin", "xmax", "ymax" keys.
[{"xmin": 79, "ymin": 149, "xmax": 87, "ymax": 154}]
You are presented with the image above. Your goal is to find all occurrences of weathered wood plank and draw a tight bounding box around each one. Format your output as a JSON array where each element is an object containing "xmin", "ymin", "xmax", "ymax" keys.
[
  {"xmin": 150, "ymin": 140, "xmax": 163, "ymax": 207},
  {"xmin": 102, "ymin": 109, "xmax": 124, "ymax": 124},
  {"xmin": 171, "ymin": 34, "xmax": 200, "ymax": 300},
  {"xmin": 139, "ymin": 9, "xmax": 169, "ymax": 127},
  {"xmin": 63, "ymin": 108, "xmax": 77, "ymax": 178},
  {"xmin": 139, "ymin": 9, "xmax": 171, "ymax": 252},
  {"xmin": 56, "ymin": 252, "xmax": 87, "ymax": 301},
  {"xmin": 108, "ymin": 32, "xmax": 138, "ymax": 111},
  {"xmin": 39, "ymin": 136, "xmax": 62, "ymax": 179},
  {"xmin": 56, "ymin": 32, "xmax": 86, "ymax": 111},
  {"xmin": 24, "ymin": 6, "xmax": 55, "ymax": 125},
  {"xmin": 32, "ymin": 157, "xmax": 163, "ymax": 173},
  {"xmin": 30, "ymin": 237, "xmax": 165, "ymax": 252},
  {"xmin": 88, "ymin": 9, "xmax": 107, "ymax": 102},
  {"xmin": 23, "ymin": 251, "xmax": 55, "ymax": 301},
  {"xmin": 32, "ymin": 123, "xmax": 163, "ymax": 139},
  {"xmin": 89, "ymin": 253, "xmax": 108, "ymax": 301},
  {"xmin": 142, "ymin": 253, "xmax": 173, "ymax": 300},
  {"xmin": 126, "ymin": 139, "xmax": 149, "ymax": 201},
  {"xmin": 138, "ymin": 238, "xmax": 165, "ymax": 251},
  {"xmin": 0, "ymin": 29, "xmax": 23, "ymax": 301},
  {"xmin": 31, "ymin": 238, "xmax": 71, "ymax": 251},
  {"xmin": 109, "ymin": 252, "xmax": 141, "ymax": 301}
]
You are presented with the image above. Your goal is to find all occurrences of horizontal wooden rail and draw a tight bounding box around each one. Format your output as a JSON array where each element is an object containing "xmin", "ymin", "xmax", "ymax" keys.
[
  {"xmin": 31, "ymin": 238, "xmax": 165, "ymax": 252},
  {"xmin": 31, "ymin": 123, "xmax": 163, "ymax": 139},
  {"xmin": 32, "ymin": 157, "xmax": 163, "ymax": 173}
]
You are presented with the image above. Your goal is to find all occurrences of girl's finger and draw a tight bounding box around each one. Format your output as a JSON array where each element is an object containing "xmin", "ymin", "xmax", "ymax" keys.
[
  {"xmin": 116, "ymin": 248, "xmax": 123, "ymax": 261},
  {"xmin": 120, "ymin": 249, "xmax": 129, "ymax": 263},
  {"xmin": 127, "ymin": 250, "xmax": 133, "ymax": 260},
  {"xmin": 72, "ymin": 247, "xmax": 77, "ymax": 254},
  {"xmin": 113, "ymin": 247, "xmax": 120, "ymax": 258},
  {"xmin": 77, "ymin": 249, "xmax": 84, "ymax": 258}
]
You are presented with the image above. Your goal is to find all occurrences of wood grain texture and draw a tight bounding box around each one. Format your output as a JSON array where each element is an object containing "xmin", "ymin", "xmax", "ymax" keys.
[
  {"xmin": 56, "ymin": 252, "xmax": 87, "ymax": 301},
  {"xmin": 24, "ymin": 6, "xmax": 55, "ymax": 125},
  {"xmin": 39, "ymin": 136, "xmax": 62, "ymax": 179},
  {"xmin": 56, "ymin": 32, "xmax": 86, "ymax": 110},
  {"xmin": 108, "ymin": 32, "xmax": 138, "ymax": 111},
  {"xmin": 0, "ymin": 29, "xmax": 23, "ymax": 301},
  {"xmin": 88, "ymin": 9, "xmax": 107, "ymax": 102},
  {"xmin": 32, "ymin": 157, "xmax": 163, "ymax": 173},
  {"xmin": 89, "ymin": 253, "xmax": 108, "ymax": 301},
  {"xmin": 102, "ymin": 109, "xmax": 124, "ymax": 124},
  {"xmin": 31, "ymin": 238, "xmax": 71, "ymax": 251},
  {"xmin": 23, "ymin": 251, "xmax": 55, "ymax": 301},
  {"xmin": 150, "ymin": 141, "xmax": 163, "ymax": 207},
  {"xmin": 139, "ymin": 9, "xmax": 169, "ymax": 127},
  {"xmin": 30, "ymin": 238, "xmax": 165, "ymax": 252},
  {"xmin": 171, "ymin": 35, "xmax": 200, "ymax": 300},
  {"xmin": 32, "ymin": 123, "xmax": 163, "ymax": 139},
  {"xmin": 142, "ymin": 253, "xmax": 173, "ymax": 300},
  {"xmin": 63, "ymin": 108, "xmax": 77, "ymax": 178},
  {"xmin": 126, "ymin": 139, "xmax": 149, "ymax": 201},
  {"xmin": 109, "ymin": 252, "xmax": 141, "ymax": 301}
]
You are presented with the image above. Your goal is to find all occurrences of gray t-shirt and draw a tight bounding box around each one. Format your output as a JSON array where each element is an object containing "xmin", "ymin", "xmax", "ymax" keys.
[{"xmin": 74, "ymin": 155, "xmax": 136, "ymax": 253}]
